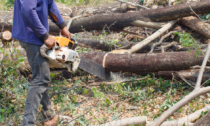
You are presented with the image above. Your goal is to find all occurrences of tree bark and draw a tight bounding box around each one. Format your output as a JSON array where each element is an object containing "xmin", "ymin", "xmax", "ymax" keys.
[
  {"xmin": 194, "ymin": 111, "xmax": 210, "ymax": 126},
  {"xmin": 180, "ymin": 16, "xmax": 210, "ymax": 38},
  {"xmin": 64, "ymin": 0, "xmax": 210, "ymax": 33},
  {"xmin": 79, "ymin": 51, "xmax": 209, "ymax": 73}
]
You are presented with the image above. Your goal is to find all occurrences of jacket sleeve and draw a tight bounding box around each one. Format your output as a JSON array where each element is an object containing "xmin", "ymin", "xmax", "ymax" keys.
[
  {"xmin": 48, "ymin": 0, "xmax": 66, "ymax": 29},
  {"xmin": 20, "ymin": 0, "xmax": 49, "ymax": 41}
]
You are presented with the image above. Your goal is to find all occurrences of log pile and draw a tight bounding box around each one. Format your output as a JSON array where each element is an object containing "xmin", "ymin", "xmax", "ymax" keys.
[{"xmin": 2, "ymin": 0, "xmax": 210, "ymax": 125}]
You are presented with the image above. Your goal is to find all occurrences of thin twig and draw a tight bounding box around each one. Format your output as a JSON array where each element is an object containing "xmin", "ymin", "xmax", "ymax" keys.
[
  {"xmin": 201, "ymin": 79, "xmax": 210, "ymax": 86},
  {"xmin": 191, "ymin": 65, "xmax": 210, "ymax": 69},
  {"xmin": 0, "ymin": 103, "xmax": 6, "ymax": 109},
  {"xmin": 149, "ymin": 31, "xmax": 176, "ymax": 53},
  {"xmin": 50, "ymin": 86, "xmax": 79, "ymax": 98},
  {"xmin": 175, "ymin": 72, "xmax": 195, "ymax": 88},
  {"xmin": 160, "ymin": 41, "xmax": 176, "ymax": 53},
  {"xmin": 117, "ymin": 0, "xmax": 149, "ymax": 10}
]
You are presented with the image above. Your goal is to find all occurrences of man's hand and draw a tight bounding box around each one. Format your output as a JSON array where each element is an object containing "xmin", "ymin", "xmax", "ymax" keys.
[
  {"xmin": 44, "ymin": 35, "xmax": 56, "ymax": 49},
  {"xmin": 60, "ymin": 26, "xmax": 72, "ymax": 39}
]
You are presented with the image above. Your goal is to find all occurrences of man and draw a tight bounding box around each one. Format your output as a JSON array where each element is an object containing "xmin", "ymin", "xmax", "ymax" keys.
[{"xmin": 12, "ymin": 0, "xmax": 71, "ymax": 125}]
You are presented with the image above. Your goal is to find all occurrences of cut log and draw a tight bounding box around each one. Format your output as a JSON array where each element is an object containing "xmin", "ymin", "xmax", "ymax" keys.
[
  {"xmin": 79, "ymin": 50, "xmax": 209, "ymax": 73},
  {"xmin": 65, "ymin": 0, "xmax": 210, "ymax": 33},
  {"xmin": 1, "ymin": 30, "xmax": 12, "ymax": 41},
  {"xmin": 18, "ymin": 50, "xmax": 210, "ymax": 73},
  {"xmin": 180, "ymin": 16, "xmax": 210, "ymax": 38}
]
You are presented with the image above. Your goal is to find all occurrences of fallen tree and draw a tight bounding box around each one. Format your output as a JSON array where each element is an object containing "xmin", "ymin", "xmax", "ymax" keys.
[
  {"xmin": 79, "ymin": 50, "xmax": 209, "ymax": 73},
  {"xmin": 180, "ymin": 16, "xmax": 210, "ymax": 38},
  {"xmin": 2, "ymin": 1, "xmax": 210, "ymax": 33},
  {"xmin": 65, "ymin": 0, "xmax": 210, "ymax": 33}
]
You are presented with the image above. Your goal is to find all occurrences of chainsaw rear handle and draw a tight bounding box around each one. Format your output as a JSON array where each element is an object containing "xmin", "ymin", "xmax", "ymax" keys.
[{"xmin": 71, "ymin": 38, "xmax": 77, "ymax": 50}]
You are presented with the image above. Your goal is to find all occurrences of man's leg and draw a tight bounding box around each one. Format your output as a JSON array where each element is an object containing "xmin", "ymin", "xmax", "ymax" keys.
[{"xmin": 20, "ymin": 41, "xmax": 55, "ymax": 126}]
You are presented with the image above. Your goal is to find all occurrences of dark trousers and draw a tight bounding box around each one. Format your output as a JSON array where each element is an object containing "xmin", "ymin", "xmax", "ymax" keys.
[{"xmin": 19, "ymin": 41, "xmax": 56, "ymax": 126}]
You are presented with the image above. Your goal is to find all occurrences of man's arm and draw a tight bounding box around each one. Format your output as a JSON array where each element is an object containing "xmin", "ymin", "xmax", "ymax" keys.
[
  {"xmin": 48, "ymin": 0, "xmax": 72, "ymax": 39},
  {"xmin": 20, "ymin": 0, "xmax": 49, "ymax": 41},
  {"xmin": 20, "ymin": 0, "xmax": 55, "ymax": 48}
]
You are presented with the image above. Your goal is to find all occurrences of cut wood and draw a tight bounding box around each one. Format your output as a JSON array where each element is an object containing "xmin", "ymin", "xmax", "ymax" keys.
[
  {"xmin": 79, "ymin": 51, "xmax": 209, "ymax": 73},
  {"xmin": 180, "ymin": 16, "xmax": 210, "ymax": 38},
  {"xmin": 5, "ymin": 48, "xmax": 210, "ymax": 76},
  {"xmin": 1, "ymin": 30, "xmax": 12, "ymax": 41}
]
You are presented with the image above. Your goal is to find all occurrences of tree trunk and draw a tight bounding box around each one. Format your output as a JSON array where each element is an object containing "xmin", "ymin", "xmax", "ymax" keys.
[
  {"xmin": 180, "ymin": 16, "xmax": 210, "ymax": 38},
  {"xmin": 65, "ymin": 0, "xmax": 210, "ymax": 33},
  {"xmin": 79, "ymin": 51, "xmax": 209, "ymax": 72}
]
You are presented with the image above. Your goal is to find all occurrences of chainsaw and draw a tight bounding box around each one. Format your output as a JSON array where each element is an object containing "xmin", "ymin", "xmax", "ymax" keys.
[
  {"xmin": 40, "ymin": 36, "xmax": 122, "ymax": 81},
  {"xmin": 40, "ymin": 37, "xmax": 80, "ymax": 72}
]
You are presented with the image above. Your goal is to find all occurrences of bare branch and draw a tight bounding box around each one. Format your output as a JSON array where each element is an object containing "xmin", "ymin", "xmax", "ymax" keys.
[
  {"xmin": 175, "ymin": 72, "xmax": 195, "ymax": 88},
  {"xmin": 131, "ymin": 20, "xmax": 166, "ymax": 28},
  {"xmin": 195, "ymin": 42, "xmax": 210, "ymax": 89},
  {"xmin": 127, "ymin": 20, "xmax": 177, "ymax": 54},
  {"xmin": 191, "ymin": 65, "xmax": 210, "ymax": 69},
  {"xmin": 149, "ymin": 31, "xmax": 176, "ymax": 53},
  {"xmin": 160, "ymin": 42, "xmax": 175, "ymax": 53},
  {"xmin": 148, "ymin": 86, "xmax": 210, "ymax": 126}
]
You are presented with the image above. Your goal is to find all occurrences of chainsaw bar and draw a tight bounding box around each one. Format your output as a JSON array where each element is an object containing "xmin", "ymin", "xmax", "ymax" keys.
[{"xmin": 79, "ymin": 57, "xmax": 111, "ymax": 80}]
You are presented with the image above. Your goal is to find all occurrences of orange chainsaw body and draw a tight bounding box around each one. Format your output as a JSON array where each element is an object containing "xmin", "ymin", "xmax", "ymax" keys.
[{"xmin": 53, "ymin": 36, "xmax": 75, "ymax": 49}]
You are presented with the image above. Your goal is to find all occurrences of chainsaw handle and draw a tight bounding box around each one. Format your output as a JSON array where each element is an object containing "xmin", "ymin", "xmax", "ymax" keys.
[{"xmin": 71, "ymin": 38, "xmax": 77, "ymax": 50}]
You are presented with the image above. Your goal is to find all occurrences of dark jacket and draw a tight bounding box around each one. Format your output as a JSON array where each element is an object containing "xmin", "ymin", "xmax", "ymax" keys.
[{"xmin": 12, "ymin": 0, "xmax": 66, "ymax": 45}]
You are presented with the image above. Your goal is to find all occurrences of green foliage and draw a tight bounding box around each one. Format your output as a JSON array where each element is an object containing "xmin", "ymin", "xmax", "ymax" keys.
[
  {"xmin": 0, "ymin": 47, "xmax": 28, "ymax": 124},
  {"xmin": 92, "ymin": 87, "xmax": 105, "ymax": 99},
  {"xmin": 174, "ymin": 31, "xmax": 201, "ymax": 57},
  {"xmin": 0, "ymin": 0, "xmax": 15, "ymax": 10}
]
